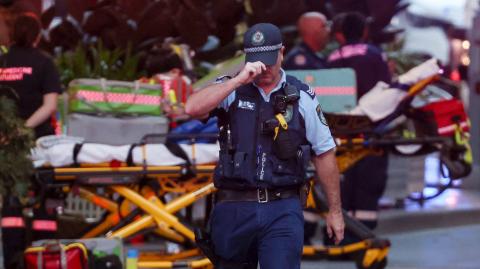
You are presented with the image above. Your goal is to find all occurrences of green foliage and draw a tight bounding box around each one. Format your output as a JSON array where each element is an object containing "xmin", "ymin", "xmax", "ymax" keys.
[
  {"xmin": 0, "ymin": 97, "xmax": 34, "ymax": 198},
  {"xmin": 55, "ymin": 42, "xmax": 145, "ymax": 87}
]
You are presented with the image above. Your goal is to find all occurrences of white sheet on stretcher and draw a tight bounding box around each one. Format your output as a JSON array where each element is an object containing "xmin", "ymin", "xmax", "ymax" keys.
[
  {"xmin": 348, "ymin": 58, "xmax": 441, "ymax": 121},
  {"xmin": 31, "ymin": 143, "xmax": 220, "ymax": 168}
]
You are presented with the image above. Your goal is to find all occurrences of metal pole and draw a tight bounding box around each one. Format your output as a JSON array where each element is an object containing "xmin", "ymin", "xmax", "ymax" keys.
[{"xmin": 467, "ymin": 1, "xmax": 480, "ymax": 187}]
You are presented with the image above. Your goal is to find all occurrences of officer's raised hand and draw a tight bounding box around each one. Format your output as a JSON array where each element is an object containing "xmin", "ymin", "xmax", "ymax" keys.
[
  {"xmin": 236, "ymin": 61, "xmax": 266, "ymax": 85},
  {"xmin": 185, "ymin": 61, "xmax": 266, "ymax": 119}
]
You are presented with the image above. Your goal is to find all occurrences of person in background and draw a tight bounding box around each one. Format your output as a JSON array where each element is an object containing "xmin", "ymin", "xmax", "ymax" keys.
[
  {"xmin": 326, "ymin": 11, "xmax": 391, "ymax": 244},
  {"xmin": 283, "ymin": 11, "xmax": 332, "ymax": 246},
  {"xmin": 328, "ymin": 11, "xmax": 391, "ymax": 98},
  {"xmin": 186, "ymin": 23, "xmax": 344, "ymax": 269},
  {"xmin": 283, "ymin": 11, "xmax": 330, "ymax": 70},
  {"xmin": 0, "ymin": 12, "xmax": 61, "ymax": 138},
  {"xmin": 0, "ymin": 12, "xmax": 62, "ymax": 269}
]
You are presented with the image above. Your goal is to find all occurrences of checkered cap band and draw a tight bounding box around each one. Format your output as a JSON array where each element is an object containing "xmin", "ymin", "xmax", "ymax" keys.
[{"xmin": 244, "ymin": 43, "xmax": 282, "ymax": 53}]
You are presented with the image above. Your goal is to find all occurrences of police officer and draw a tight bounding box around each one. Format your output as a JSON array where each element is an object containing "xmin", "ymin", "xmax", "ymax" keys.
[
  {"xmin": 327, "ymin": 12, "xmax": 391, "ymax": 238},
  {"xmin": 284, "ymin": 12, "xmax": 330, "ymax": 70},
  {"xmin": 186, "ymin": 23, "xmax": 344, "ymax": 269}
]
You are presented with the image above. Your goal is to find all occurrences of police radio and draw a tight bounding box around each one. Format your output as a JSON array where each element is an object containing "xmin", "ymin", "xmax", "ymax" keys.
[
  {"xmin": 272, "ymin": 83, "xmax": 300, "ymax": 114},
  {"xmin": 262, "ymin": 83, "xmax": 300, "ymax": 134}
]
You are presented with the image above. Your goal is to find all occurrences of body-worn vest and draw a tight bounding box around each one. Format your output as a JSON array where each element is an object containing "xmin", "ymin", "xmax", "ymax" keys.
[{"xmin": 214, "ymin": 75, "xmax": 312, "ymax": 190}]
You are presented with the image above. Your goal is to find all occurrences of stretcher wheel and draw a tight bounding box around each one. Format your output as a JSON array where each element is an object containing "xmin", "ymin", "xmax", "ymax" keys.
[{"xmin": 355, "ymin": 256, "xmax": 387, "ymax": 269}]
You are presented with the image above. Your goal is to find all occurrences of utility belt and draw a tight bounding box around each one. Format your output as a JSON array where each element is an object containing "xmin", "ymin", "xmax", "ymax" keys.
[{"xmin": 216, "ymin": 184, "xmax": 310, "ymax": 205}]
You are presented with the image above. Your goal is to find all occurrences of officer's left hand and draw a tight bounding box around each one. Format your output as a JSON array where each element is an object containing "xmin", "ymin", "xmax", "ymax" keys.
[{"xmin": 325, "ymin": 210, "xmax": 345, "ymax": 245}]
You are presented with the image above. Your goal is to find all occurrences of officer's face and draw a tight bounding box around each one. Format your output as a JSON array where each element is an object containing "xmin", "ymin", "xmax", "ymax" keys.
[{"xmin": 255, "ymin": 48, "xmax": 284, "ymax": 87}]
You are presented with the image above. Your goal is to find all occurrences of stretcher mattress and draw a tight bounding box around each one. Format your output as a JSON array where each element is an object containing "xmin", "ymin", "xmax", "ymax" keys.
[
  {"xmin": 347, "ymin": 58, "xmax": 441, "ymax": 121},
  {"xmin": 32, "ymin": 142, "xmax": 220, "ymax": 168}
]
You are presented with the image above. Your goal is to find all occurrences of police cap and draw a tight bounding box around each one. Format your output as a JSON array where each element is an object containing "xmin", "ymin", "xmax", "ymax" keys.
[{"xmin": 243, "ymin": 23, "xmax": 282, "ymax": 66}]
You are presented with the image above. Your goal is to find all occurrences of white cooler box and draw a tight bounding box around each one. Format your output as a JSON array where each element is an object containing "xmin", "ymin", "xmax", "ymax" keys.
[{"xmin": 67, "ymin": 113, "xmax": 169, "ymax": 145}]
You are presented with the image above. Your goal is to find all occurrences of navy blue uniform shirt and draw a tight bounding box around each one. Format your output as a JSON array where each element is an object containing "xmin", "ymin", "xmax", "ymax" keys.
[
  {"xmin": 283, "ymin": 42, "xmax": 327, "ymax": 70},
  {"xmin": 327, "ymin": 43, "xmax": 391, "ymax": 99}
]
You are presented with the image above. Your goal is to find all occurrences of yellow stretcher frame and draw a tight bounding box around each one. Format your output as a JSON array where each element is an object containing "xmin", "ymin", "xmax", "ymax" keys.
[{"xmin": 52, "ymin": 165, "xmax": 216, "ymax": 242}]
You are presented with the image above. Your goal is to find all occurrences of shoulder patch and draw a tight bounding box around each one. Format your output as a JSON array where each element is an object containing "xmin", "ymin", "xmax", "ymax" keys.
[
  {"xmin": 316, "ymin": 104, "xmax": 328, "ymax": 126},
  {"xmin": 294, "ymin": 54, "xmax": 307, "ymax": 66}
]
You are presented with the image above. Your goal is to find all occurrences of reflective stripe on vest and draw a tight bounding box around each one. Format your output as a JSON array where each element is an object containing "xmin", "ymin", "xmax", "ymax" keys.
[
  {"xmin": 1, "ymin": 217, "xmax": 25, "ymax": 228},
  {"xmin": 32, "ymin": 220, "xmax": 58, "ymax": 231}
]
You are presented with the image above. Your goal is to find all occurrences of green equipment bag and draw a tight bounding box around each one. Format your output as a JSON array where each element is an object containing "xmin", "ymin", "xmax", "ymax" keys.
[{"xmin": 68, "ymin": 78, "xmax": 163, "ymax": 116}]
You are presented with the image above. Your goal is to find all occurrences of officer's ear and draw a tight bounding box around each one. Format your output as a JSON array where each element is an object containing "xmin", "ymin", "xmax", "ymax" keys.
[{"xmin": 279, "ymin": 46, "xmax": 285, "ymax": 62}]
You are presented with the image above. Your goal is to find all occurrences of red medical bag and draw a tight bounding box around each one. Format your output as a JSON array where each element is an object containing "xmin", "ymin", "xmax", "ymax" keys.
[
  {"xmin": 24, "ymin": 242, "xmax": 90, "ymax": 269},
  {"xmin": 414, "ymin": 99, "xmax": 469, "ymax": 137}
]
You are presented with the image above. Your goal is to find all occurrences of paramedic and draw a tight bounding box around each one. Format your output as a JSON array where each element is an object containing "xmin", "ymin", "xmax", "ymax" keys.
[
  {"xmin": 0, "ymin": 12, "xmax": 62, "ymax": 269},
  {"xmin": 186, "ymin": 23, "xmax": 344, "ymax": 269},
  {"xmin": 327, "ymin": 12, "xmax": 391, "ymax": 241},
  {"xmin": 0, "ymin": 12, "xmax": 62, "ymax": 138},
  {"xmin": 328, "ymin": 12, "xmax": 391, "ymax": 98}
]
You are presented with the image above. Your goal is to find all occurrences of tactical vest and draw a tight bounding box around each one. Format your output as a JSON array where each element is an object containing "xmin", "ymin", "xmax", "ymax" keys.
[{"xmin": 214, "ymin": 75, "xmax": 312, "ymax": 190}]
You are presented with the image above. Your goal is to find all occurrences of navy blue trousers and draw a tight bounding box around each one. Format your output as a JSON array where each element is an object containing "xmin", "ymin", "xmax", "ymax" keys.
[{"xmin": 210, "ymin": 198, "xmax": 304, "ymax": 269}]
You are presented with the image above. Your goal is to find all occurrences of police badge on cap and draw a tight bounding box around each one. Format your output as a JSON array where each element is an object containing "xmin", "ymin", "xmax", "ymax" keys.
[
  {"xmin": 251, "ymin": 31, "xmax": 265, "ymax": 46},
  {"xmin": 244, "ymin": 23, "xmax": 283, "ymax": 65}
]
